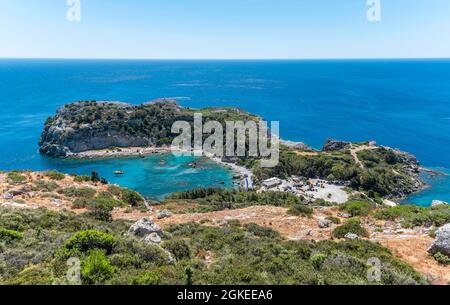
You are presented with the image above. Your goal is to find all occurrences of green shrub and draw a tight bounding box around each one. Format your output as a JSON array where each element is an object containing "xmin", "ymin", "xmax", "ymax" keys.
[
  {"xmin": 58, "ymin": 187, "xmax": 96, "ymax": 199},
  {"xmin": 86, "ymin": 205, "xmax": 113, "ymax": 222},
  {"xmin": 7, "ymin": 172, "xmax": 27, "ymax": 184},
  {"xmin": 81, "ymin": 249, "xmax": 115, "ymax": 284},
  {"xmin": 121, "ymin": 189, "xmax": 144, "ymax": 207},
  {"xmin": 310, "ymin": 253, "xmax": 328, "ymax": 270},
  {"xmin": 332, "ymin": 220, "xmax": 369, "ymax": 239},
  {"xmin": 340, "ymin": 201, "xmax": 373, "ymax": 217},
  {"xmin": 326, "ymin": 216, "xmax": 341, "ymax": 225},
  {"xmin": 433, "ymin": 253, "xmax": 450, "ymax": 266},
  {"xmin": 45, "ymin": 170, "xmax": 65, "ymax": 181},
  {"xmin": 0, "ymin": 227, "xmax": 23, "ymax": 242},
  {"xmin": 287, "ymin": 204, "xmax": 313, "ymax": 217},
  {"xmin": 107, "ymin": 185, "xmax": 123, "ymax": 197},
  {"xmin": 64, "ymin": 230, "xmax": 116, "ymax": 256},
  {"xmin": 244, "ymin": 223, "xmax": 280, "ymax": 238},
  {"xmin": 34, "ymin": 180, "xmax": 59, "ymax": 192},
  {"xmin": 73, "ymin": 175, "xmax": 91, "ymax": 183},
  {"xmin": 131, "ymin": 266, "xmax": 184, "ymax": 285},
  {"xmin": 162, "ymin": 239, "xmax": 191, "ymax": 261},
  {"xmin": 374, "ymin": 205, "xmax": 450, "ymax": 228},
  {"xmin": 4, "ymin": 264, "xmax": 54, "ymax": 285}
]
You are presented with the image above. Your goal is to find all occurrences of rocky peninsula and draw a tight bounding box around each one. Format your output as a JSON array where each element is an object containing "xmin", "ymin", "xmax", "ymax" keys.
[{"xmin": 39, "ymin": 99, "xmax": 258, "ymax": 158}]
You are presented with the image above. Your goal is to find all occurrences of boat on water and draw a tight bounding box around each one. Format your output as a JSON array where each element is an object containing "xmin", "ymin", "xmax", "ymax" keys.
[{"xmin": 114, "ymin": 171, "xmax": 125, "ymax": 175}]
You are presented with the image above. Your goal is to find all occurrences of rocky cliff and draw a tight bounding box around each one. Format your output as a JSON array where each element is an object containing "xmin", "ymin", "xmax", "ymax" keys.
[{"xmin": 39, "ymin": 99, "xmax": 258, "ymax": 157}]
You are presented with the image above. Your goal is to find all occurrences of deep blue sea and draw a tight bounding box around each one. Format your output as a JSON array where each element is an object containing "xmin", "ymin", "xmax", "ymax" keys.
[{"xmin": 1, "ymin": 59, "xmax": 449, "ymax": 204}]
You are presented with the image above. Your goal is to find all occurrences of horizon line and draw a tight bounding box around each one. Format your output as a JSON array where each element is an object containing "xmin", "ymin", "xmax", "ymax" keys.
[{"xmin": 1, "ymin": 56, "xmax": 450, "ymax": 61}]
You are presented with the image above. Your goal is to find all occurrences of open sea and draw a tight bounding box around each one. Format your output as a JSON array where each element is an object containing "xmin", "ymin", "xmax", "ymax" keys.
[{"xmin": 0, "ymin": 59, "xmax": 449, "ymax": 204}]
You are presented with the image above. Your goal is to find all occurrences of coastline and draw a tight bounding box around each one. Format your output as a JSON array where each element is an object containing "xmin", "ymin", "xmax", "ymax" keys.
[
  {"xmin": 66, "ymin": 146, "xmax": 172, "ymax": 160},
  {"xmin": 64, "ymin": 145, "xmax": 254, "ymax": 189}
]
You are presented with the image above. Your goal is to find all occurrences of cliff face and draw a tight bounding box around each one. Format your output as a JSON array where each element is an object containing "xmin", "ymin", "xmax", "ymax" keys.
[
  {"xmin": 39, "ymin": 99, "xmax": 187, "ymax": 157},
  {"xmin": 39, "ymin": 99, "xmax": 258, "ymax": 157}
]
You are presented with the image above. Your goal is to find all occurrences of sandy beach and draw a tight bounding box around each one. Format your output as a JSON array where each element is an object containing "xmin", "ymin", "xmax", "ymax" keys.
[{"xmin": 67, "ymin": 146, "xmax": 172, "ymax": 159}]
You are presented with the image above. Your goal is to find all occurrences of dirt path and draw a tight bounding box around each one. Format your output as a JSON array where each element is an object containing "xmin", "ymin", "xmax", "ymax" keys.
[{"xmin": 350, "ymin": 145, "xmax": 378, "ymax": 168}]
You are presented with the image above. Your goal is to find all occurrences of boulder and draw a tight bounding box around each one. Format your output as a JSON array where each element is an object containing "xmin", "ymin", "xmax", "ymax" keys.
[
  {"xmin": 323, "ymin": 139, "xmax": 351, "ymax": 152},
  {"xmin": 428, "ymin": 224, "xmax": 450, "ymax": 257},
  {"xmin": 3, "ymin": 192, "xmax": 14, "ymax": 200},
  {"xmin": 51, "ymin": 199, "xmax": 62, "ymax": 206},
  {"xmin": 337, "ymin": 212, "xmax": 352, "ymax": 219},
  {"xmin": 318, "ymin": 219, "xmax": 332, "ymax": 229},
  {"xmin": 157, "ymin": 209, "xmax": 173, "ymax": 219},
  {"xmin": 432, "ymin": 200, "xmax": 449, "ymax": 207},
  {"xmin": 143, "ymin": 232, "xmax": 162, "ymax": 244},
  {"xmin": 128, "ymin": 218, "xmax": 162, "ymax": 238},
  {"xmin": 344, "ymin": 233, "xmax": 359, "ymax": 240},
  {"xmin": 10, "ymin": 186, "xmax": 32, "ymax": 196}
]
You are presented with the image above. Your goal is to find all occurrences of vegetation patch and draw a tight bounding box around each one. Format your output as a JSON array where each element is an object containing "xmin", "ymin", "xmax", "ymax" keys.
[
  {"xmin": 7, "ymin": 172, "xmax": 27, "ymax": 184},
  {"xmin": 45, "ymin": 170, "xmax": 65, "ymax": 181},
  {"xmin": 332, "ymin": 219, "xmax": 369, "ymax": 239},
  {"xmin": 0, "ymin": 227, "xmax": 23, "ymax": 242},
  {"xmin": 169, "ymin": 188, "xmax": 302, "ymax": 213},
  {"xmin": 374, "ymin": 204, "xmax": 450, "ymax": 228},
  {"xmin": 0, "ymin": 207, "xmax": 428, "ymax": 285},
  {"xmin": 34, "ymin": 180, "xmax": 59, "ymax": 192},
  {"xmin": 340, "ymin": 200, "xmax": 374, "ymax": 217},
  {"xmin": 58, "ymin": 187, "xmax": 96, "ymax": 199},
  {"xmin": 287, "ymin": 204, "xmax": 313, "ymax": 217},
  {"xmin": 63, "ymin": 230, "xmax": 116, "ymax": 257}
]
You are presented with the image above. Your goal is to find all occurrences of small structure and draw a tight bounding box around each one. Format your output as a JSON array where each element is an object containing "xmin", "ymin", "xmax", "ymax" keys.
[{"xmin": 262, "ymin": 177, "xmax": 282, "ymax": 189}]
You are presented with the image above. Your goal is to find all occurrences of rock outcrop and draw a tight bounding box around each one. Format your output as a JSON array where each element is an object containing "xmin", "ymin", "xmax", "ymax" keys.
[
  {"xmin": 128, "ymin": 218, "xmax": 163, "ymax": 238},
  {"xmin": 280, "ymin": 140, "xmax": 311, "ymax": 150},
  {"xmin": 39, "ymin": 100, "xmax": 178, "ymax": 157},
  {"xmin": 428, "ymin": 224, "xmax": 450, "ymax": 257},
  {"xmin": 318, "ymin": 219, "xmax": 332, "ymax": 229},
  {"xmin": 322, "ymin": 139, "xmax": 351, "ymax": 152},
  {"xmin": 157, "ymin": 209, "xmax": 173, "ymax": 219}
]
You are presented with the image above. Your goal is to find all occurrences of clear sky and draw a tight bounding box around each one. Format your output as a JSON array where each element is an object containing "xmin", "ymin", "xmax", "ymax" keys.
[{"xmin": 1, "ymin": 0, "xmax": 449, "ymax": 59}]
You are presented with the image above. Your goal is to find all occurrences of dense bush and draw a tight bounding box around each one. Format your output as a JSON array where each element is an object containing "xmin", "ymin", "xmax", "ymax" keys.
[
  {"xmin": 310, "ymin": 253, "xmax": 328, "ymax": 270},
  {"xmin": 81, "ymin": 249, "xmax": 115, "ymax": 284},
  {"xmin": 326, "ymin": 216, "xmax": 341, "ymax": 225},
  {"xmin": 58, "ymin": 187, "xmax": 96, "ymax": 199},
  {"xmin": 7, "ymin": 172, "xmax": 27, "ymax": 184},
  {"xmin": 287, "ymin": 204, "xmax": 313, "ymax": 217},
  {"xmin": 162, "ymin": 239, "xmax": 191, "ymax": 261},
  {"xmin": 332, "ymin": 220, "xmax": 369, "ymax": 239},
  {"xmin": 0, "ymin": 227, "xmax": 23, "ymax": 242},
  {"xmin": 63, "ymin": 230, "xmax": 116, "ymax": 256},
  {"xmin": 169, "ymin": 188, "xmax": 301, "ymax": 212},
  {"xmin": 374, "ymin": 204, "xmax": 450, "ymax": 228},
  {"xmin": 433, "ymin": 253, "xmax": 450, "ymax": 266},
  {"xmin": 121, "ymin": 189, "xmax": 145, "ymax": 207},
  {"xmin": 340, "ymin": 201, "xmax": 374, "ymax": 217},
  {"xmin": 45, "ymin": 171, "xmax": 65, "ymax": 181},
  {"xmin": 34, "ymin": 180, "xmax": 59, "ymax": 192},
  {"xmin": 244, "ymin": 223, "xmax": 280, "ymax": 238},
  {"xmin": 72, "ymin": 175, "xmax": 91, "ymax": 182}
]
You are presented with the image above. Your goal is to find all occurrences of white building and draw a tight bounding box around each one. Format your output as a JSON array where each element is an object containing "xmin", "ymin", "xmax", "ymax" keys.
[{"xmin": 262, "ymin": 177, "xmax": 282, "ymax": 189}]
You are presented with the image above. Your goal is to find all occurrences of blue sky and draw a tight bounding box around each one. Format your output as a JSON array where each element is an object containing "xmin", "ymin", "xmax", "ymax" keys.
[{"xmin": 1, "ymin": 0, "xmax": 449, "ymax": 59}]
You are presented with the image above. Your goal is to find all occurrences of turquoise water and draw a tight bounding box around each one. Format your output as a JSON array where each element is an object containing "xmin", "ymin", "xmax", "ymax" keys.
[
  {"xmin": 46, "ymin": 155, "xmax": 233, "ymax": 200},
  {"xmin": 0, "ymin": 59, "xmax": 449, "ymax": 204}
]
